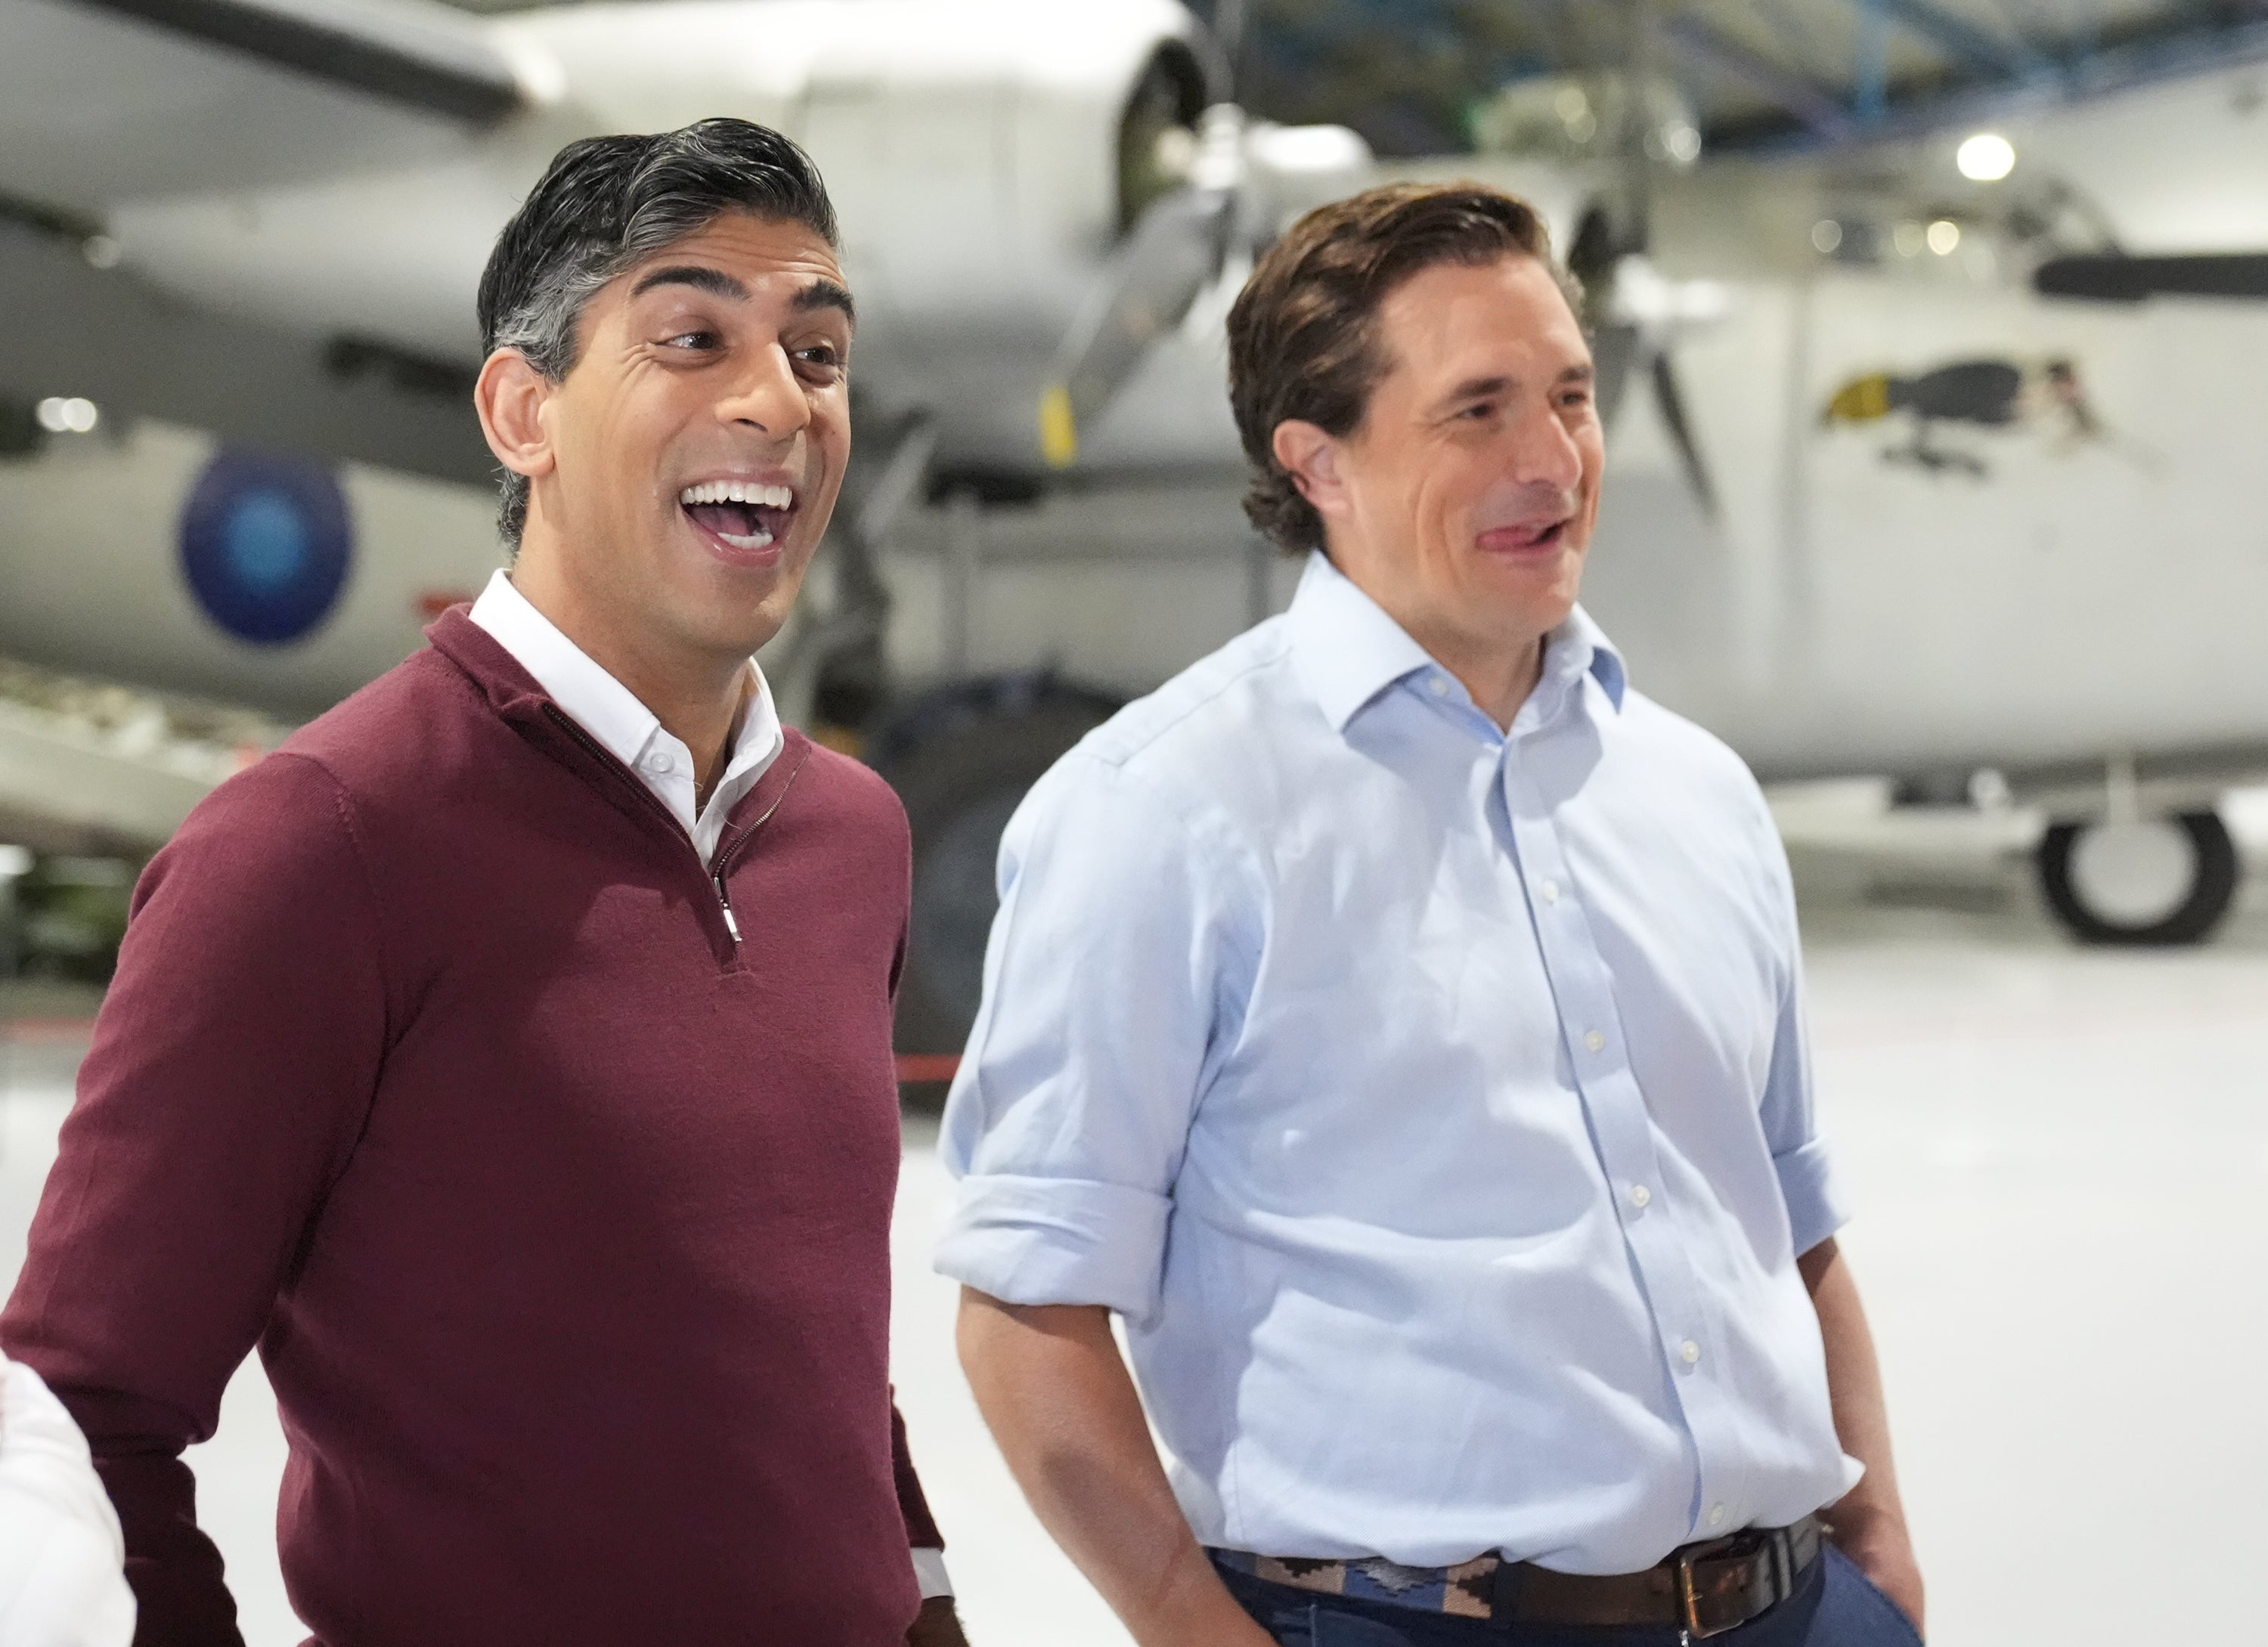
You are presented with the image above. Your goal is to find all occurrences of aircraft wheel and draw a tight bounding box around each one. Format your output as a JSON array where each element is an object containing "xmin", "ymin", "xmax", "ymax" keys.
[
  {"xmin": 2035, "ymin": 810, "xmax": 2239, "ymax": 946},
  {"xmin": 885, "ymin": 695, "xmax": 1116, "ymax": 1059}
]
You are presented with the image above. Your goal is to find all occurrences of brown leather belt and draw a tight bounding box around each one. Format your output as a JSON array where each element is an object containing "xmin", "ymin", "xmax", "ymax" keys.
[{"xmin": 1213, "ymin": 1513, "xmax": 1823, "ymax": 1637}]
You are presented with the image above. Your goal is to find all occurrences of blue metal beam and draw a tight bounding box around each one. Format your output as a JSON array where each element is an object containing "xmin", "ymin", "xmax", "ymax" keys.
[
  {"xmin": 1873, "ymin": 0, "xmax": 2062, "ymax": 84},
  {"xmin": 1855, "ymin": 0, "xmax": 1890, "ymax": 123},
  {"xmin": 1730, "ymin": 12, "xmax": 2268, "ymax": 153},
  {"xmin": 1660, "ymin": 14, "xmax": 1859, "ymax": 138}
]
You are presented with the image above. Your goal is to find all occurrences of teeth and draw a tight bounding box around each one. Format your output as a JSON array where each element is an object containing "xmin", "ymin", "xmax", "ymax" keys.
[
  {"xmin": 716, "ymin": 527, "xmax": 774, "ymax": 550},
  {"xmin": 677, "ymin": 479, "xmax": 795, "ymax": 509}
]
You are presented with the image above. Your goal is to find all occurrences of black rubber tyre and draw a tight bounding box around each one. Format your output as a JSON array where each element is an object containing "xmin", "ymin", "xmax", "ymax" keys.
[
  {"xmin": 2035, "ymin": 810, "xmax": 2239, "ymax": 946},
  {"xmin": 885, "ymin": 699, "xmax": 1116, "ymax": 1057}
]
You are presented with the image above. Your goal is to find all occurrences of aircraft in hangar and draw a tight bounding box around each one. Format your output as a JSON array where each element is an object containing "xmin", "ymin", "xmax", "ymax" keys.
[{"xmin": 2, "ymin": 0, "xmax": 2266, "ymax": 1050}]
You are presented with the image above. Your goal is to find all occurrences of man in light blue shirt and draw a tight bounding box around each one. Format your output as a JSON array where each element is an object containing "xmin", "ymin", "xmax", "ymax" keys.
[{"xmin": 939, "ymin": 183, "xmax": 1923, "ymax": 1646}]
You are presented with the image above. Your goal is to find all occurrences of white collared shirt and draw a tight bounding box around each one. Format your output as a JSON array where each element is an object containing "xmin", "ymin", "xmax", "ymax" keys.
[
  {"xmin": 938, "ymin": 551, "xmax": 1854, "ymax": 1574},
  {"xmin": 0, "ymin": 1358, "xmax": 136, "ymax": 1647},
  {"xmin": 466, "ymin": 571, "xmax": 953, "ymax": 1601},
  {"xmin": 468, "ymin": 571, "xmax": 784, "ymax": 866}
]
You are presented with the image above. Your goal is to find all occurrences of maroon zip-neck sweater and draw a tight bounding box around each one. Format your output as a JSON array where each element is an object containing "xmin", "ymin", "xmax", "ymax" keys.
[{"xmin": 2, "ymin": 611, "xmax": 939, "ymax": 1645}]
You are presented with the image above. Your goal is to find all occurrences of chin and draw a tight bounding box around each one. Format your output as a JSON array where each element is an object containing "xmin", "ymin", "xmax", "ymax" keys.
[
  {"xmin": 677, "ymin": 603, "xmax": 791, "ymax": 664},
  {"xmin": 1469, "ymin": 566, "xmax": 1580, "ymax": 636},
  {"xmin": 652, "ymin": 557, "xmax": 800, "ymax": 652},
  {"xmin": 1469, "ymin": 543, "xmax": 1581, "ymax": 593}
]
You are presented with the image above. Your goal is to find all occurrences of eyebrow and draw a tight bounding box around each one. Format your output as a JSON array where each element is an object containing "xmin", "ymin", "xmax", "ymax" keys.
[
  {"xmin": 627, "ymin": 266, "xmax": 857, "ymax": 327},
  {"xmin": 631, "ymin": 264, "xmax": 747, "ymax": 302},
  {"xmin": 792, "ymin": 277, "xmax": 856, "ymax": 327}
]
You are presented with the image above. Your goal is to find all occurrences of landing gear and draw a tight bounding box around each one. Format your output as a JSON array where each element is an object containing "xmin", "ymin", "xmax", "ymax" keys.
[
  {"xmin": 2035, "ymin": 810, "xmax": 2239, "ymax": 946},
  {"xmin": 874, "ymin": 679, "xmax": 1121, "ymax": 1057}
]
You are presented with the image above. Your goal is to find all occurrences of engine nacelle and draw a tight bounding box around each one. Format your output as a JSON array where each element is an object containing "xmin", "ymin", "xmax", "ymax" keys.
[{"xmin": 110, "ymin": 2, "xmax": 1202, "ymax": 361}]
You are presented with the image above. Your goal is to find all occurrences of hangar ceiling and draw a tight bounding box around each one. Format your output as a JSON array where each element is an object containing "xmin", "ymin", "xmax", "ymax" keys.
[
  {"xmin": 428, "ymin": 0, "xmax": 2268, "ymax": 158},
  {"xmin": 1194, "ymin": 0, "xmax": 2268, "ymax": 155}
]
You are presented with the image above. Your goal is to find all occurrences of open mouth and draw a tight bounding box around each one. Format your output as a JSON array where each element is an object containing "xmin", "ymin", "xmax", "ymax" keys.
[
  {"xmin": 1478, "ymin": 515, "xmax": 1571, "ymax": 554},
  {"xmin": 679, "ymin": 478, "xmax": 795, "ymax": 556}
]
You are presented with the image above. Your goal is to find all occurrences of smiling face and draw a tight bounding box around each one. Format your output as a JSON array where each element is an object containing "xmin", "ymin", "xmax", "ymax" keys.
[
  {"xmin": 478, "ymin": 210, "xmax": 853, "ymax": 672},
  {"xmin": 1273, "ymin": 252, "xmax": 1603, "ymax": 704}
]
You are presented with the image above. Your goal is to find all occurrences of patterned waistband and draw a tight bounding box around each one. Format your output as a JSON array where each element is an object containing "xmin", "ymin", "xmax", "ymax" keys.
[
  {"xmin": 1211, "ymin": 1547, "xmax": 1502, "ymax": 1620},
  {"xmin": 1211, "ymin": 1518, "xmax": 1823, "ymax": 1629}
]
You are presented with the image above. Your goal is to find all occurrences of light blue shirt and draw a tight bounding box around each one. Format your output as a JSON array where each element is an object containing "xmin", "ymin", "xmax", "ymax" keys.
[{"xmin": 936, "ymin": 552, "xmax": 1859, "ymax": 1575}]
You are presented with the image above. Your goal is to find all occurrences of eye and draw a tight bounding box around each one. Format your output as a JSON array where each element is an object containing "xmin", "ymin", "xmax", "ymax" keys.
[
  {"xmin": 1458, "ymin": 401, "xmax": 1497, "ymax": 422},
  {"xmin": 662, "ymin": 329, "xmax": 720, "ymax": 352},
  {"xmin": 794, "ymin": 343, "xmax": 846, "ymax": 379}
]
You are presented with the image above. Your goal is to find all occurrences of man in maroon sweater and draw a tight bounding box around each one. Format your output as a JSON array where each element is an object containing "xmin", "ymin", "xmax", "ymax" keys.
[{"xmin": 2, "ymin": 120, "xmax": 967, "ymax": 1646}]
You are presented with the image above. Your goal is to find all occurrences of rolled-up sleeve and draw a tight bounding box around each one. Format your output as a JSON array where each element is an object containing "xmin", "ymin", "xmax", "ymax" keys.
[
  {"xmin": 1757, "ymin": 924, "xmax": 1848, "ymax": 1258},
  {"xmin": 935, "ymin": 750, "xmax": 1246, "ymax": 1323}
]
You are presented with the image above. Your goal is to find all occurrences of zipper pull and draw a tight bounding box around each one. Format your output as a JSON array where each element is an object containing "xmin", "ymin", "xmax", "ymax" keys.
[{"xmin": 714, "ymin": 871, "xmax": 742, "ymax": 945}]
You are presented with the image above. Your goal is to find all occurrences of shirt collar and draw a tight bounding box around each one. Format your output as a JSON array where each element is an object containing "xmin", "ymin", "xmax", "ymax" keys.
[
  {"xmin": 1550, "ymin": 602, "xmax": 1628, "ymax": 714},
  {"xmin": 1286, "ymin": 552, "xmax": 1436, "ymax": 732},
  {"xmin": 1286, "ymin": 550, "xmax": 1627, "ymax": 733},
  {"xmin": 466, "ymin": 569, "xmax": 779, "ymax": 779},
  {"xmin": 715, "ymin": 670, "xmax": 785, "ymax": 795}
]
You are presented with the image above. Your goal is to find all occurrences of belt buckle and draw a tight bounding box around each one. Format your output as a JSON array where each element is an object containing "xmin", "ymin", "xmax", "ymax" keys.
[{"xmin": 1675, "ymin": 1537, "xmax": 1747, "ymax": 1639}]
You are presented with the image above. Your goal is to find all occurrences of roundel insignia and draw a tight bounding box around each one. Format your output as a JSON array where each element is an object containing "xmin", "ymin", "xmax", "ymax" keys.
[{"xmin": 180, "ymin": 448, "xmax": 353, "ymax": 645}]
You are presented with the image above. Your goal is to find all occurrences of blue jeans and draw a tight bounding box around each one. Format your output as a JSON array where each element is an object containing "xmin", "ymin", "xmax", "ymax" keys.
[{"xmin": 1220, "ymin": 1545, "xmax": 1923, "ymax": 1647}]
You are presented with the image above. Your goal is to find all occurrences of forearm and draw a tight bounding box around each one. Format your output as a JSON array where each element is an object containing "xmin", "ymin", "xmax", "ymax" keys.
[
  {"xmin": 1799, "ymin": 1238, "xmax": 1906, "ymax": 1537},
  {"xmin": 956, "ymin": 1291, "xmax": 1270, "ymax": 1647},
  {"xmin": 1799, "ymin": 1237, "xmax": 1923, "ymax": 1630}
]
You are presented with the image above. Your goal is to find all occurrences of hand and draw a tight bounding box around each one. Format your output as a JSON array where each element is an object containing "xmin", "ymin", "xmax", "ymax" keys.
[
  {"xmin": 906, "ymin": 1595, "xmax": 971, "ymax": 1647},
  {"xmin": 1832, "ymin": 1516, "xmax": 1925, "ymax": 1639}
]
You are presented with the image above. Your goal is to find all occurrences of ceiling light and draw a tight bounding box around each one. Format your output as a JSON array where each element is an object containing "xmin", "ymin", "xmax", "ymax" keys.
[
  {"xmin": 35, "ymin": 396, "xmax": 100, "ymax": 434},
  {"xmin": 1957, "ymin": 132, "xmax": 2015, "ymax": 181},
  {"xmin": 1927, "ymin": 219, "xmax": 1961, "ymax": 255},
  {"xmin": 1811, "ymin": 218, "xmax": 1844, "ymax": 254}
]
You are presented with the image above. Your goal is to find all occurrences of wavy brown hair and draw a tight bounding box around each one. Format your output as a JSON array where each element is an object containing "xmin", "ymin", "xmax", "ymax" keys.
[{"xmin": 1226, "ymin": 181, "xmax": 1578, "ymax": 554}]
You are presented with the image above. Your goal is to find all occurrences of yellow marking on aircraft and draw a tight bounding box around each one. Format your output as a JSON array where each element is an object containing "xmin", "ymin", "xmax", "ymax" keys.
[
  {"xmin": 1040, "ymin": 383, "xmax": 1078, "ymax": 468},
  {"xmin": 1823, "ymin": 373, "xmax": 1894, "ymax": 424}
]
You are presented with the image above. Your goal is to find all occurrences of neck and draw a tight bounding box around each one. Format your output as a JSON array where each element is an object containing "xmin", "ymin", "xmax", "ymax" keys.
[
  {"xmin": 1321, "ymin": 542, "xmax": 1557, "ymax": 730},
  {"xmin": 1426, "ymin": 629, "xmax": 1546, "ymax": 732},
  {"xmin": 508, "ymin": 547, "xmax": 751, "ymax": 791}
]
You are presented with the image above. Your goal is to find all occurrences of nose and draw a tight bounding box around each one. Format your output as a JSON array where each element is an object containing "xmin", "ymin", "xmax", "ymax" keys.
[
  {"xmin": 1510, "ymin": 397, "xmax": 1585, "ymax": 492},
  {"xmin": 715, "ymin": 342, "xmax": 810, "ymax": 441}
]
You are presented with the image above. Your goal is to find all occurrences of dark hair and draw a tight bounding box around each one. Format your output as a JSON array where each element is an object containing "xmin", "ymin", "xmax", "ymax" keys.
[
  {"xmin": 476, "ymin": 119, "xmax": 839, "ymax": 547},
  {"xmin": 1225, "ymin": 181, "xmax": 1577, "ymax": 554}
]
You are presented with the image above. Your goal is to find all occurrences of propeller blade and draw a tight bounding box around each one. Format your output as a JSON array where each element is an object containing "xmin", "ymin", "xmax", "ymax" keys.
[
  {"xmin": 2034, "ymin": 252, "xmax": 2268, "ymax": 303},
  {"xmin": 1039, "ymin": 184, "xmax": 1235, "ymax": 468},
  {"xmin": 1650, "ymin": 351, "xmax": 1716, "ymax": 516},
  {"xmin": 1590, "ymin": 321, "xmax": 1641, "ymax": 427},
  {"xmin": 1208, "ymin": 0, "xmax": 1248, "ymax": 99}
]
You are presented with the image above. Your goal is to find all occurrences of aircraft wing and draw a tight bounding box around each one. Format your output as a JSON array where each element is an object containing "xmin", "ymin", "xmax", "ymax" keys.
[{"xmin": 0, "ymin": 0, "xmax": 527, "ymax": 220}]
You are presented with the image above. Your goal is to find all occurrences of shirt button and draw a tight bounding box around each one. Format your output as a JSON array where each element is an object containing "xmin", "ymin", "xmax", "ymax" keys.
[
  {"xmin": 1428, "ymin": 676, "xmax": 1450, "ymax": 698},
  {"xmin": 1709, "ymin": 1503, "xmax": 1728, "ymax": 1528},
  {"xmin": 1540, "ymin": 878, "xmax": 1560, "ymax": 904},
  {"xmin": 1584, "ymin": 1029, "xmax": 1606, "ymax": 1054},
  {"xmin": 1681, "ymin": 1339, "xmax": 1702, "ymax": 1365},
  {"xmin": 1629, "ymin": 1184, "xmax": 1651, "ymax": 1209}
]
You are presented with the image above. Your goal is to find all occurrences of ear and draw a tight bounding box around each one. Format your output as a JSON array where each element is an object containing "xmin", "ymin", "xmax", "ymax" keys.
[
  {"xmin": 473, "ymin": 348, "xmax": 558, "ymax": 483},
  {"xmin": 1270, "ymin": 419, "xmax": 1350, "ymax": 522}
]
